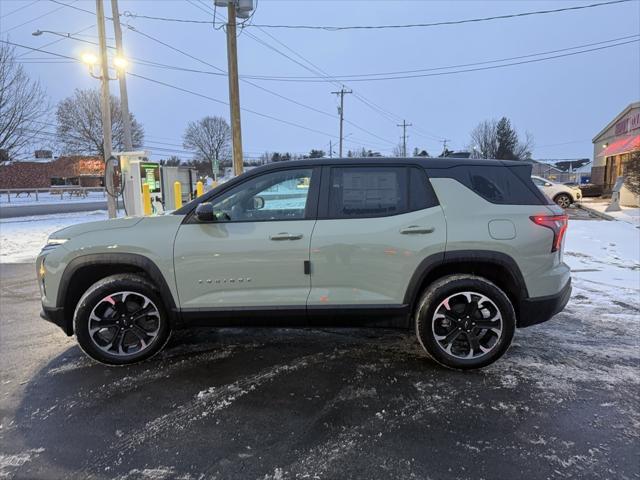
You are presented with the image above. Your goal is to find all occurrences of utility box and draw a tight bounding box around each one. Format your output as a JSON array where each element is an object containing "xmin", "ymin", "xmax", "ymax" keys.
[
  {"xmin": 117, "ymin": 151, "xmax": 163, "ymax": 217},
  {"xmin": 162, "ymin": 166, "xmax": 198, "ymax": 210}
]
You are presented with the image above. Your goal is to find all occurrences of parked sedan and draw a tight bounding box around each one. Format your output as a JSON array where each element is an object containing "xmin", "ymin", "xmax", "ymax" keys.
[{"xmin": 531, "ymin": 176, "xmax": 582, "ymax": 208}]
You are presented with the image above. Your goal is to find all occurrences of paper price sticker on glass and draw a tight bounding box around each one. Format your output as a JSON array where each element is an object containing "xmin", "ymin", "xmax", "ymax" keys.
[{"xmin": 139, "ymin": 163, "xmax": 161, "ymax": 193}]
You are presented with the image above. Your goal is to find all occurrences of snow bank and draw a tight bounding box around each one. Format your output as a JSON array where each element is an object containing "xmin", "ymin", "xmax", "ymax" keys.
[{"xmin": 0, "ymin": 211, "xmax": 107, "ymax": 263}]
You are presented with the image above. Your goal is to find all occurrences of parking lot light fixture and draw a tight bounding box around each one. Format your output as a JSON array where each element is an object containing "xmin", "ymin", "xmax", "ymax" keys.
[
  {"xmin": 81, "ymin": 52, "xmax": 98, "ymax": 66},
  {"xmin": 113, "ymin": 56, "xmax": 128, "ymax": 70}
]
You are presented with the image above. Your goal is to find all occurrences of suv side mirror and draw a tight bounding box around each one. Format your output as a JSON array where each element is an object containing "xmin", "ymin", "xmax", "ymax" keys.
[
  {"xmin": 545, "ymin": 182, "xmax": 553, "ymax": 187},
  {"xmin": 253, "ymin": 196, "xmax": 265, "ymax": 210},
  {"xmin": 195, "ymin": 202, "xmax": 216, "ymax": 222}
]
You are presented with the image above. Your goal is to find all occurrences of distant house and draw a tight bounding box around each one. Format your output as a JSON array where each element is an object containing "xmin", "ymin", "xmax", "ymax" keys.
[
  {"xmin": 0, "ymin": 155, "xmax": 104, "ymax": 189},
  {"xmin": 530, "ymin": 160, "xmax": 563, "ymax": 178}
]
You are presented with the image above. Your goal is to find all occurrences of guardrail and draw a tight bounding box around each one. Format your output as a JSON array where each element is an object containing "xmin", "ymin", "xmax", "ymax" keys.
[{"xmin": 0, "ymin": 187, "xmax": 107, "ymax": 205}]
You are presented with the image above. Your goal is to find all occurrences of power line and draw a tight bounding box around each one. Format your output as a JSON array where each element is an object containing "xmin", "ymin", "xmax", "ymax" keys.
[
  {"xmin": 0, "ymin": 0, "xmax": 39, "ymax": 20},
  {"xmin": 234, "ymin": 34, "xmax": 639, "ymax": 82},
  {"xmin": 190, "ymin": 0, "xmax": 401, "ymax": 146},
  {"xmin": 0, "ymin": 39, "xmax": 376, "ymax": 148},
  {"xmin": 248, "ymin": 0, "xmax": 631, "ymax": 30},
  {"xmin": 120, "ymin": 0, "xmax": 630, "ymax": 30},
  {"xmin": 48, "ymin": 0, "xmax": 104, "ymax": 18},
  {"xmin": 126, "ymin": 23, "xmax": 396, "ymax": 146},
  {"xmin": 3, "ymin": 1, "xmax": 77, "ymax": 34},
  {"xmin": 126, "ymin": 72, "xmax": 341, "ymax": 139}
]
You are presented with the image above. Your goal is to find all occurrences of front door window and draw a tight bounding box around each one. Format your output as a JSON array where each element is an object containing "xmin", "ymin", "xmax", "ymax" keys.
[{"xmin": 210, "ymin": 169, "xmax": 313, "ymax": 222}]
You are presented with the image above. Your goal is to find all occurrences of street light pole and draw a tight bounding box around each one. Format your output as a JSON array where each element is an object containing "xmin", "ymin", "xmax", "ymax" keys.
[
  {"xmin": 226, "ymin": 2, "xmax": 244, "ymax": 176},
  {"xmin": 110, "ymin": 0, "xmax": 132, "ymax": 151},
  {"xmin": 96, "ymin": 0, "xmax": 117, "ymax": 218}
]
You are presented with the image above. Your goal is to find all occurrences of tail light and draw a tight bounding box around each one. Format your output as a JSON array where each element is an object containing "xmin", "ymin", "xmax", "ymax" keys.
[{"xmin": 530, "ymin": 214, "xmax": 568, "ymax": 252}]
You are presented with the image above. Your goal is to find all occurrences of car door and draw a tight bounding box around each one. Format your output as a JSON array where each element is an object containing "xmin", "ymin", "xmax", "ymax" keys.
[
  {"xmin": 307, "ymin": 165, "xmax": 446, "ymax": 314},
  {"xmin": 173, "ymin": 167, "xmax": 319, "ymax": 313}
]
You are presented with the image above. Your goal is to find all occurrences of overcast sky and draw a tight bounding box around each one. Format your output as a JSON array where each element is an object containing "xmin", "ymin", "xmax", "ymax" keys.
[{"xmin": 1, "ymin": 0, "xmax": 639, "ymax": 161}]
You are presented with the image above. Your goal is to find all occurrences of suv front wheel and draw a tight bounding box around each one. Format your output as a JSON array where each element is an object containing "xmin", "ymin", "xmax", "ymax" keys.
[
  {"xmin": 74, "ymin": 274, "xmax": 171, "ymax": 365},
  {"xmin": 415, "ymin": 275, "xmax": 516, "ymax": 370}
]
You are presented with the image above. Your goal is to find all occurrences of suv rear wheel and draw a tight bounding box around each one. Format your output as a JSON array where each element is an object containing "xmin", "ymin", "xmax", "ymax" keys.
[
  {"xmin": 415, "ymin": 275, "xmax": 516, "ymax": 370},
  {"xmin": 74, "ymin": 274, "xmax": 171, "ymax": 365}
]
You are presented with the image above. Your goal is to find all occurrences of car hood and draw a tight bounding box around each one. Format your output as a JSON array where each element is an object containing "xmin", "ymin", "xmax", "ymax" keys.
[{"xmin": 49, "ymin": 216, "xmax": 144, "ymax": 240}]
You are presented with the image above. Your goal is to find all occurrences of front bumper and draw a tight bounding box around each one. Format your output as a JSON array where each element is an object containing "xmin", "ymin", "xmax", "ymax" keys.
[
  {"xmin": 517, "ymin": 278, "xmax": 572, "ymax": 328},
  {"xmin": 40, "ymin": 306, "xmax": 73, "ymax": 336}
]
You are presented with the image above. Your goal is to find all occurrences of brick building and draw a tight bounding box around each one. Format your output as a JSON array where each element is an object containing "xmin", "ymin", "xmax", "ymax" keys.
[{"xmin": 0, "ymin": 156, "xmax": 104, "ymax": 189}]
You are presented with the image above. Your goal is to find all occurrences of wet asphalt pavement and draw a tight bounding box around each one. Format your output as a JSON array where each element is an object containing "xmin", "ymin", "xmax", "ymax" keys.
[{"xmin": 0, "ymin": 262, "xmax": 638, "ymax": 480}]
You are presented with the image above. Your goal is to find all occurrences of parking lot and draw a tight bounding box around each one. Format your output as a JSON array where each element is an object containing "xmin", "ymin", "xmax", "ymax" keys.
[{"xmin": 1, "ymin": 261, "xmax": 638, "ymax": 480}]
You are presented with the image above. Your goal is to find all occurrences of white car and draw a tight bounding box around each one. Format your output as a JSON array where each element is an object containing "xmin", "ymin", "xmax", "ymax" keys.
[{"xmin": 531, "ymin": 176, "xmax": 582, "ymax": 208}]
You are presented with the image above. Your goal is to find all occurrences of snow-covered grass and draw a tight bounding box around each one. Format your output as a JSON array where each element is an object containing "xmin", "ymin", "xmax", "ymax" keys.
[
  {"xmin": 564, "ymin": 219, "xmax": 639, "ymax": 289},
  {"xmin": 0, "ymin": 211, "xmax": 107, "ymax": 263}
]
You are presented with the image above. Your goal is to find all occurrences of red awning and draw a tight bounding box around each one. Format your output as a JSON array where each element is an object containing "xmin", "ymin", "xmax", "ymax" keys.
[{"xmin": 599, "ymin": 134, "xmax": 640, "ymax": 157}]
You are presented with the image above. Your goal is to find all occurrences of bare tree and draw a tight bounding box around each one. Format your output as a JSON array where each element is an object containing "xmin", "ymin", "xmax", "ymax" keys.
[
  {"xmin": 0, "ymin": 42, "xmax": 50, "ymax": 163},
  {"xmin": 56, "ymin": 88, "xmax": 144, "ymax": 157},
  {"xmin": 392, "ymin": 143, "xmax": 404, "ymax": 157},
  {"xmin": 469, "ymin": 119, "xmax": 499, "ymax": 159},
  {"xmin": 469, "ymin": 117, "xmax": 533, "ymax": 160},
  {"xmin": 624, "ymin": 151, "xmax": 640, "ymax": 196},
  {"xmin": 182, "ymin": 116, "xmax": 231, "ymax": 179}
]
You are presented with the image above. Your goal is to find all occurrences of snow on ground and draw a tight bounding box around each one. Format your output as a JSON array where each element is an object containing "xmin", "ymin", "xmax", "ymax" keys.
[
  {"xmin": 564, "ymin": 219, "xmax": 640, "ymax": 289},
  {"xmin": 581, "ymin": 198, "xmax": 640, "ymax": 226},
  {"xmin": 0, "ymin": 191, "xmax": 107, "ymax": 207},
  {"xmin": 0, "ymin": 211, "xmax": 107, "ymax": 263}
]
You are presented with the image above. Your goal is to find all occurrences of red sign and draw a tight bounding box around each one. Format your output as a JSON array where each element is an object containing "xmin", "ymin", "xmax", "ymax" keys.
[{"xmin": 615, "ymin": 112, "xmax": 640, "ymax": 136}]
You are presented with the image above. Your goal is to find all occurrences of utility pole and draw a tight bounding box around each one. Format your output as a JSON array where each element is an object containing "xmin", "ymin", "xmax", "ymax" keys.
[
  {"xmin": 329, "ymin": 140, "xmax": 333, "ymax": 158},
  {"xmin": 111, "ymin": 0, "xmax": 132, "ymax": 151},
  {"xmin": 397, "ymin": 120, "xmax": 412, "ymax": 157},
  {"xmin": 226, "ymin": 2, "xmax": 244, "ymax": 176},
  {"xmin": 96, "ymin": 0, "xmax": 116, "ymax": 218},
  {"xmin": 441, "ymin": 138, "xmax": 450, "ymax": 156},
  {"xmin": 331, "ymin": 87, "xmax": 352, "ymax": 158}
]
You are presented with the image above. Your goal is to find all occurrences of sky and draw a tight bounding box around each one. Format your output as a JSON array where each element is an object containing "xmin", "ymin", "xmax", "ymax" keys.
[{"xmin": 1, "ymin": 0, "xmax": 639, "ymax": 162}]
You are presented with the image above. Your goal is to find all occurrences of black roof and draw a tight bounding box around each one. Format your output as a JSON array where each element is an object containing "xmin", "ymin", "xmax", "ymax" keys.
[{"xmin": 244, "ymin": 157, "xmax": 529, "ymax": 174}]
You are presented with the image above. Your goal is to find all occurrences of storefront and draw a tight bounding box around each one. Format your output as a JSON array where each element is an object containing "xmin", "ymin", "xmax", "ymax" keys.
[{"xmin": 591, "ymin": 102, "xmax": 640, "ymax": 200}]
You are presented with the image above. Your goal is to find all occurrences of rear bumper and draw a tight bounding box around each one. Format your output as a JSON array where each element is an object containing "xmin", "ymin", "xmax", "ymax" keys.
[
  {"xmin": 40, "ymin": 306, "xmax": 73, "ymax": 336},
  {"xmin": 517, "ymin": 278, "xmax": 571, "ymax": 328}
]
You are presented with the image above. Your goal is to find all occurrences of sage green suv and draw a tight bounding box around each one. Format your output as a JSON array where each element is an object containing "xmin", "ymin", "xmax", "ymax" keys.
[{"xmin": 38, "ymin": 158, "xmax": 571, "ymax": 369}]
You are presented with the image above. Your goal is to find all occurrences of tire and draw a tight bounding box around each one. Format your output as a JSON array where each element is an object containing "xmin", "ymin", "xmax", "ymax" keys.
[
  {"xmin": 415, "ymin": 275, "xmax": 516, "ymax": 370},
  {"xmin": 74, "ymin": 274, "xmax": 171, "ymax": 366},
  {"xmin": 554, "ymin": 193, "xmax": 572, "ymax": 209}
]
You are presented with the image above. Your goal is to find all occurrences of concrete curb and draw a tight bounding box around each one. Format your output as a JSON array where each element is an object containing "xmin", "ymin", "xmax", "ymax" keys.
[{"xmin": 577, "ymin": 203, "xmax": 616, "ymax": 221}]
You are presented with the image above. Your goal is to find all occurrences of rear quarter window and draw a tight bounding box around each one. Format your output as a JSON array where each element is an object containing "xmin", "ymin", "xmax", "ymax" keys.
[{"xmin": 427, "ymin": 164, "xmax": 549, "ymax": 205}]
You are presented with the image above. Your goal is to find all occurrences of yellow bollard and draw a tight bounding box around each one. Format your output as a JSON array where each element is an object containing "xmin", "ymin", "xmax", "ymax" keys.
[
  {"xmin": 142, "ymin": 183, "xmax": 152, "ymax": 216},
  {"xmin": 196, "ymin": 181, "xmax": 204, "ymax": 197},
  {"xmin": 173, "ymin": 181, "xmax": 182, "ymax": 209}
]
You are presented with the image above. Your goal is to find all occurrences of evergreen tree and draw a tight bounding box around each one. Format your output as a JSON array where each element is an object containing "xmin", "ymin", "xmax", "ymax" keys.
[{"xmin": 495, "ymin": 117, "xmax": 519, "ymax": 160}]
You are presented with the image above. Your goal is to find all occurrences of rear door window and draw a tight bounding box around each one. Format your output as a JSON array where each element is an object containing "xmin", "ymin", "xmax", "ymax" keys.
[{"xmin": 328, "ymin": 166, "xmax": 408, "ymax": 218}]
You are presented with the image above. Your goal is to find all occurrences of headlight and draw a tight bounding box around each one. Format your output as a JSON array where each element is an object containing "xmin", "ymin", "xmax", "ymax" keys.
[{"xmin": 41, "ymin": 237, "xmax": 68, "ymax": 252}]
